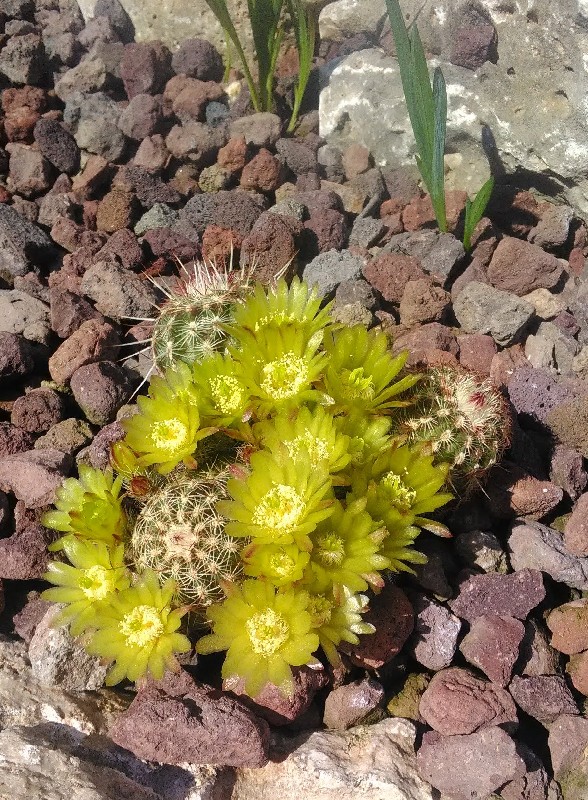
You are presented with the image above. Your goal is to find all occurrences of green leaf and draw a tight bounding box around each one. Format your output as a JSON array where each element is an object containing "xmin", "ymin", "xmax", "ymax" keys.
[
  {"xmin": 462, "ymin": 176, "xmax": 494, "ymax": 251},
  {"xmin": 286, "ymin": 0, "xmax": 316, "ymax": 132},
  {"xmin": 431, "ymin": 67, "xmax": 447, "ymax": 231}
]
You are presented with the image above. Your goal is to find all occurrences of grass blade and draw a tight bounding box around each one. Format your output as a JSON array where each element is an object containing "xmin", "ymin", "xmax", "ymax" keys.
[
  {"xmin": 286, "ymin": 0, "xmax": 316, "ymax": 132},
  {"xmin": 463, "ymin": 176, "xmax": 495, "ymax": 251},
  {"xmin": 431, "ymin": 67, "xmax": 447, "ymax": 231}
]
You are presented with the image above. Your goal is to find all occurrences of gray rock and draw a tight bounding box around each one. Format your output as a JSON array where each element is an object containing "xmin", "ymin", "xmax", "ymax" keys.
[
  {"xmin": 28, "ymin": 605, "xmax": 109, "ymax": 691},
  {"xmin": 302, "ymin": 249, "xmax": 364, "ymax": 298},
  {"xmin": 0, "ymin": 289, "xmax": 51, "ymax": 344},
  {"xmin": 80, "ymin": 258, "xmax": 159, "ymax": 319},
  {"xmin": 64, "ymin": 91, "xmax": 127, "ymax": 162},
  {"xmin": 165, "ymin": 121, "xmax": 227, "ymax": 166},
  {"xmin": 519, "ymin": 619, "xmax": 560, "ymax": 677},
  {"xmin": 134, "ymin": 203, "xmax": 179, "ymax": 236},
  {"xmin": 384, "ymin": 230, "xmax": 465, "ymax": 288},
  {"xmin": 94, "ymin": 0, "xmax": 135, "ymax": 42},
  {"xmin": 230, "ymin": 716, "xmax": 446, "ymax": 800},
  {"xmin": 34, "ymin": 119, "xmax": 80, "ymax": 175},
  {"xmin": 349, "ymin": 217, "xmax": 385, "ymax": 248},
  {"xmin": 407, "ymin": 595, "xmax": 461, "ymax": 671},
  {"xmin": 454, "ymin": 529, "xmax": 508, "ymax": 573},
  {"xmin": 508, "ymin": 520, "xmax": 588, "ymax": 590},
  {"xmin": 525, "ymin": 321, "xmax": 580, "ymax": 374},
  {"xmin": 6, "ymin": 144, "xmax": 56, "ymax": 198},
  {"xmin": 0, "ymin": 32, "xmax": 45, "ymax": 85},
  {"xmin": 417, "ymin": 727, "xmax": 525, "ymax": 800},
  {"xmin": 229, "ymin": 112, "xmax": 282, "ymax": 148},
  {"xmin": 0, "ymin": 205, "xmax": 55, "ymax": 283},
  {"xmin": 453, "ymin": 280, "xmax": 535, "ymax": 346},
  {"xmin": 323, "ymin": 679, "xmax": 385, "ymax": 730}
]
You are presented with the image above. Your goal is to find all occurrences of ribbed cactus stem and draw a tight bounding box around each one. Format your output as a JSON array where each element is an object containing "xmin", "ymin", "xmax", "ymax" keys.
[{"xmin": 130, "ymin": 472, "xmax": 243, "ymax": 612}]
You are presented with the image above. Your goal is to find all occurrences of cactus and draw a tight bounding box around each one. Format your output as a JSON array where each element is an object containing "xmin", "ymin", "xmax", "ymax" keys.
[
  {"xmin": 400, "ymin": 364, "xmax": 511, "ymax": 491},
  {"xmin": 151, "ymin": 257, "xmax": 255, "ymax": 371},
  {"xmin": 129, "ymin": 472, "xmax": 243, "ymax": 612}
]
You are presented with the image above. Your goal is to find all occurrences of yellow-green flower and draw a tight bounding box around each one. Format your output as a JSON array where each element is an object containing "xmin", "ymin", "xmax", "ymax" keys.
[
  {"xmin": 349, "ymin": 443, "xmax": 452, "ymax": 572},
  {"xmin": 227, "ymin": 277, "xmax": 333, "ymax": 350},
  {"xmin": 85, "ymin": 570, "xmax": 191, "ymax": 685},
  {"xmin": 42, "ymin": 539, "xmax": 131, "ymax": 636},
  {"xmin": 192, "ymin": 352, "xmax": 251, "ymax": 428},
  {"xmin": 196, "ymin": 580, "xmax": 320, "ymax": 698},
  {"xmin": 255, "ymin": 405, "xmax": 351, "ymax": 476},
  {"xmin": 241, "ymin": 541, "xmax": 310, "ymax": 586},
  {"xmin": 337, "ymin": 413, "xmax": 392, "ymax": 469},
  {"xmin": 305, "ymin": 498, "xmax": 389, "ymax": 594},
  {"xmin": 122, "ymin": 361, "xmax": 214, "ymax": 474},
  {"xmin": 43, "ymin": 465, "xmax": 126, "ymax": 551},
  {"xmin": 217, "ymin": 448, "xmax": 335, "ymax": 550},
  {"xmin": 307, "ymin": 588, "xmax": 375, "ymax": 667},
  {"xmin": 231, "ymin": 325, "xmax": 328, "ymax": 418},
  {"xmin": 322, "ymin": 326, "xmax": 420, "ymax": 414}
]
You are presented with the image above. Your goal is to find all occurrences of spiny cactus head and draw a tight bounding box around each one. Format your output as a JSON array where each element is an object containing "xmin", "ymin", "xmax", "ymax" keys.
[
  {"xmin": 151, "ymin": 256, "xmax": 256, "ymax": 371},
  {"xmin": 401, "ymin": 364, "xmax": 511, "ymax": 492},
  {"xmin": 129, "ymin": 472, "xmax": 243, "ymax": 614}
]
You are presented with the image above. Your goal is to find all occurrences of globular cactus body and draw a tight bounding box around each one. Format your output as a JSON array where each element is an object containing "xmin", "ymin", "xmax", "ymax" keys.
[{"xmin": 130, "ymin": 472, "xmax": 243, "ymax": 612}]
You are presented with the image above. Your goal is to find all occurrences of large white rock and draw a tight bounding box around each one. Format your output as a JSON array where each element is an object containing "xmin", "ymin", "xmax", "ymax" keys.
[{"xmin": 319, "ymin": 0, "xmax": 588, "ymax": 215}]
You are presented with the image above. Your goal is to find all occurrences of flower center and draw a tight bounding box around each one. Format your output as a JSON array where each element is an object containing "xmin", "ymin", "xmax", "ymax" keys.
[
  {"xmin": 381, "ymin": 471, "xmax": 417, "ymax": 512},
  {"xmin": 260, "ymin": 353, "xmax": 309, "ymax": 400},
  {"xmin": 119, "ymin": 605, "xmax": 165, "ymax": 648},
  {"xmin": 307, "ymin": 595, "xmax": 332, "ymax": 628},
  {"xmin": 246, "ymin": 608, "xmax": 290, "ymax": 656},
  {"xmin": 209, "ymin": 375, "xmax": 245, "ymax": 415},
  {"xmin": 315, "ymin": 532, "xmax": 345, "ymax": 566},
  {"xmin": 285, "ymin": 432, "xmax": 329, "ymax": 462},
  {"xmin": 341, "ymin": 367, "xmax": 375, "ymax": 400},
  {"xmin": 269, "ymin": 551, "xmax": 297, "ymax": 579},
  {"xmin": 79, "ymin": 565, "xmax": 115, "ymax": 601},
  {"xmin": 252, "ymin": 485, "xmax": 307, "ymax": 532},
  {"xmin": 151, "ymin": 418, "xmax": 189, "ymax": 452}
]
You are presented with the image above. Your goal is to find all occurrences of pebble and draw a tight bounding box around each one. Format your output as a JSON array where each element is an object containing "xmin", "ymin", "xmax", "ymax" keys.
[
  {"xmin": 459, "ymin": 614, "xmax": 525, "ymax": 686},
  {"xmin": 449, "ymin": 568, "xmax": 545, "ymax": 623},
  {"xmin": 508, "ymin": 520, "xmax": 588, "ymax": 590},
  {"xmin": 323, "ymin": 678, "xmax": 385, "ymax": 730},
  {"xmin": 508, "ymin": 675, "xmax": 578, "ymax": 724},
  {"xmin": 407, "ymin": 594, "xmax": 461, "ymax": 671}
]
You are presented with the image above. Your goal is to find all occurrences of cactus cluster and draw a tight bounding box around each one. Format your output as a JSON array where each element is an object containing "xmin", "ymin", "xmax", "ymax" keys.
[{"xmin": 41, "ymin": 267, "xmax": 510, "ymax": 697}]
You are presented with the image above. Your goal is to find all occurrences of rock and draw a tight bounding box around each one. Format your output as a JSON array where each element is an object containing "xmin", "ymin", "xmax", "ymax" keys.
[
  {"xmin": 459, "ymin": 614, "xmax": 525, "ymax": 686},
  {"xmin": 96, "ymin": 188, "xmax": 138, "ymax": 233},
  {"xmin": 229, "ymin": 112, "xmax": 282, "ymax": 148},
  {"xmin": 180, "ymin": 189, "xmax": 263, "ymax": 236},
  {"xmin": 450, "ymin": 15, "xmax": 497, "ymax": 71},
  {"xmin": 453, "ymin": 280, "xmax": 535, "ymax": 346},
  {"xmin": 240, "ymin": 148, "xmax": 282, "ymax": 192},
  {"xmin": 341, "ymin": 585, "xmax": 414, "ymax": 669},
  {"xmin": 198, "ymin": 163, "xmax": 231, "ymax": 192},
  {"xmin": 529, "ymin": 203, "xmax": 575, "ymax": 249},
  {"xmin": 508, "ymin": 520, "xmax": 588, "ymax": 590},
  {"xmin": 566, "ymin": 650, "xmax": 588, "ymax": 697},
  {"xmin": 323, "ymin": 678, "xmax": 385, "ymax": 730},
  {"xmin": 417, "ymin": 728, "xmax": 525, "ymax": 800},
  {"xmin": 171, "ymin": 77, "xmax": 224, "ymax": 123},
  {"xmin": 418, "ymin": 667, "xmax": 518, "ymax": 736},
  {"xmin": 49, "ymin": 287, "xmax": 102, "ymax": 340},
  {"xmin": 225, "ymin": 666, "xmax": 328, "ymax": 727},
  {"xmin": 399, "ymin": 278, "xmax": 451, "ymax": 327},
  {"xmin": 449, "ymin": 568, "xmax": 545, "ymax": 622},
  {"xmin": 0, "ymin": 204, "xmax": 55, "ymax": 282},
  {"xmin": 94, "ymin": 0, "xmax": 135, "ymax": 42},
  {"xmin": 407, "ymin": 594, "xmax": 461, "ymax": 671},
  {"xmin": 386, "ymin": 673, "xmax": 430, "ymax": 722},
  {"xmin": 0, "ymin": 32, "xmax": 45, "ymax": 85},
  {"xmin": 48, "ymin": 319, "xmax": 118, "ymax": 386},
  {"xmin": 457, "ymin": 333, "xmax": 498, "ymax": 375},
  {"xmin": 12, "ymin": 592, "xmax": 51, "ymax": 643},
  {"xmin": 525, "ymin": 320, "xmax": 580, "ymax": 374},
  {"xmin": 508, "ymin": 675, "xmax": 578, "ymax": 724},
  {"xmin": 563, "ymin": 493, "xmax": 588, "ymax": 555},
  {"xmin": 77, "ymin": 420, "xmax": 125, "ymax": 471},
  {"xmin": 6, "ymin": 142, "xmax": 55, "ymax": 198},
  {"xmin": 302, "ymin": 249, "xmax": 364, "ymax": 298},
  {"xmin": 486, "ymin": 236, "xmax": 564, "ymax": 295},
  {"xmin": 165, "ymin": 120, "xmax": 226, "ymax": 165},
  {"xmin": 519, "ymin": 619, "xmax": 560, "ymax": 677},
  {"xmin": 275, "ymin": 137, "xmax": 317, "ymax": 176},
  {"xmin": 134, "ymin": 203, "xmax": 179, "ymax": 236},
  {"xmin": 114, "ymin": 164, "xmax": 181, "ymax": 207},
  {"xmin": 0, "ymin": 423, "xmax": 34, "ymax": 456},
  {"xmin": 550, "ymin": 445, "xmax": 588, "ymax": 501},
  {"xmin": 302, "ymin": 208, "xmax": 348, "ymax": 256},
  {"xmin": 120, "ymin": 41, "xmax": 171, "ymax": 99},
  {"xmin": 507, "ymin": 367, "xmax": 584, "ymax": 426},
  {"xmin": 549, "ymin": 713, "xmax": 588, "ymax": 779},
  {"xmin": 546, "ymin": 600, "xmax": 588, "ymax": 655},
  {"xmin": 117, "ymin": 93, "xmax": 163, "ymax": 141},
  {"xmin": 0, "ymin": 331, "xmax": 34, "ymax": 380},
  {"xmin": 65, "ymin": 90, "xmax": 127, "ymax": 162},
  {"xmin": 231, "ymin": 717, "xmax": 443, "ymax": 800},
  {"xmin": 547, "ymin": 395, "xmax": 588, "ymax": 458},
  {"xmin": 240, "ymin": 212, "xmax": 297, "ymax": 284},
  {"xmin": 0, "ymin": 448, "xmax": 70, "ymax": 508},
  {"xmin": 385, "ymin": 230, "xmax": 465, "ymax": 288},
  {"xmin": 454, "ymin": 529, "xmax": 508, "ymax": 573},
  {"xmin": 171, "ymin": 37, "xmax": 223, "ymax": 81},
  {"xmin": 0, "ymin": 503, "xmax": 51, "ymax": 579},
  {"xmin": 0, "ymin": 635, "xmax": 128, "ymax": 734},
  {"xmin": 80, "ymin": 258, "xmax": 159, "ymax": 319},
  {"xmin": 70, "ymin": 361, "xmax": 133, "ymax": 426},
  {"xmin": 110, "ymin": 671, "xmax": 270, "ymax": 768},
  {"xmin": 349, "ymin": 217, "xmax": 386, "ymax": 248},
  {"xmin": 33, "ymin": 118, "xmax": 80, "ymax": 174},
  {"xmin": 217, "ymin": 135, "xmax": 248, "ymax": 174},
  {"xmin": 133, "ymin": 133, "xmax": 170, "ymax": 171},
  {"xmin": 10, "ymin": 389, "xmax": 66, "ymax": 434},
  {"xmin": 28, "ymin": 605, "xmax": 109, "ymax": 691},
  {"xmin": 483, "ymin": 463, "xmax": 564, "ymax": 521},
  {"xmin": 35, "ymin": 418, "xmax": 93, "ymax": 455}
]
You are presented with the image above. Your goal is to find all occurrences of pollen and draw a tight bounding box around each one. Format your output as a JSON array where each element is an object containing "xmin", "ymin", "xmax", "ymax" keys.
[
  {"xmin": 285, "ymin": 432, "xmax": 329, "ymax": 462},
  {"xmin": 209, "ymin": 375, "xmax": 245, "ymax": 414},
  {"xmin": 269, "ymin": 551, "xmax": 297, "ymax": 578},
  {"xmin": 381, "ymin": 471, "xmax": 417, "ymax": 511},
  {"xmin": 307, "ymin": 595, "xmax": 332, "ymax": 627},
  {"xmin": 252, "ymin": 484, "xmax": 307, "ymax": 531},
  {"xmin": 315, "ymin": 532, "xmax": 345, "ymax": 566},
  {"xmin": 260, "ymin": 353, "xmax": 309, "ymax": 400},
  {"xmin": 119, "ymin": 605, "xmax": 165, "ymax": 648},
  {"xmin": 151, "ymin": 418, "xmax": 189, "ymax": 451},
  {"xmin": 78, "ymin": 565, "xmax": 116, "ymax": 601},
  {"xmin": 246, "ymin": 608, "xmax": 290, "ymax": 656}
]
